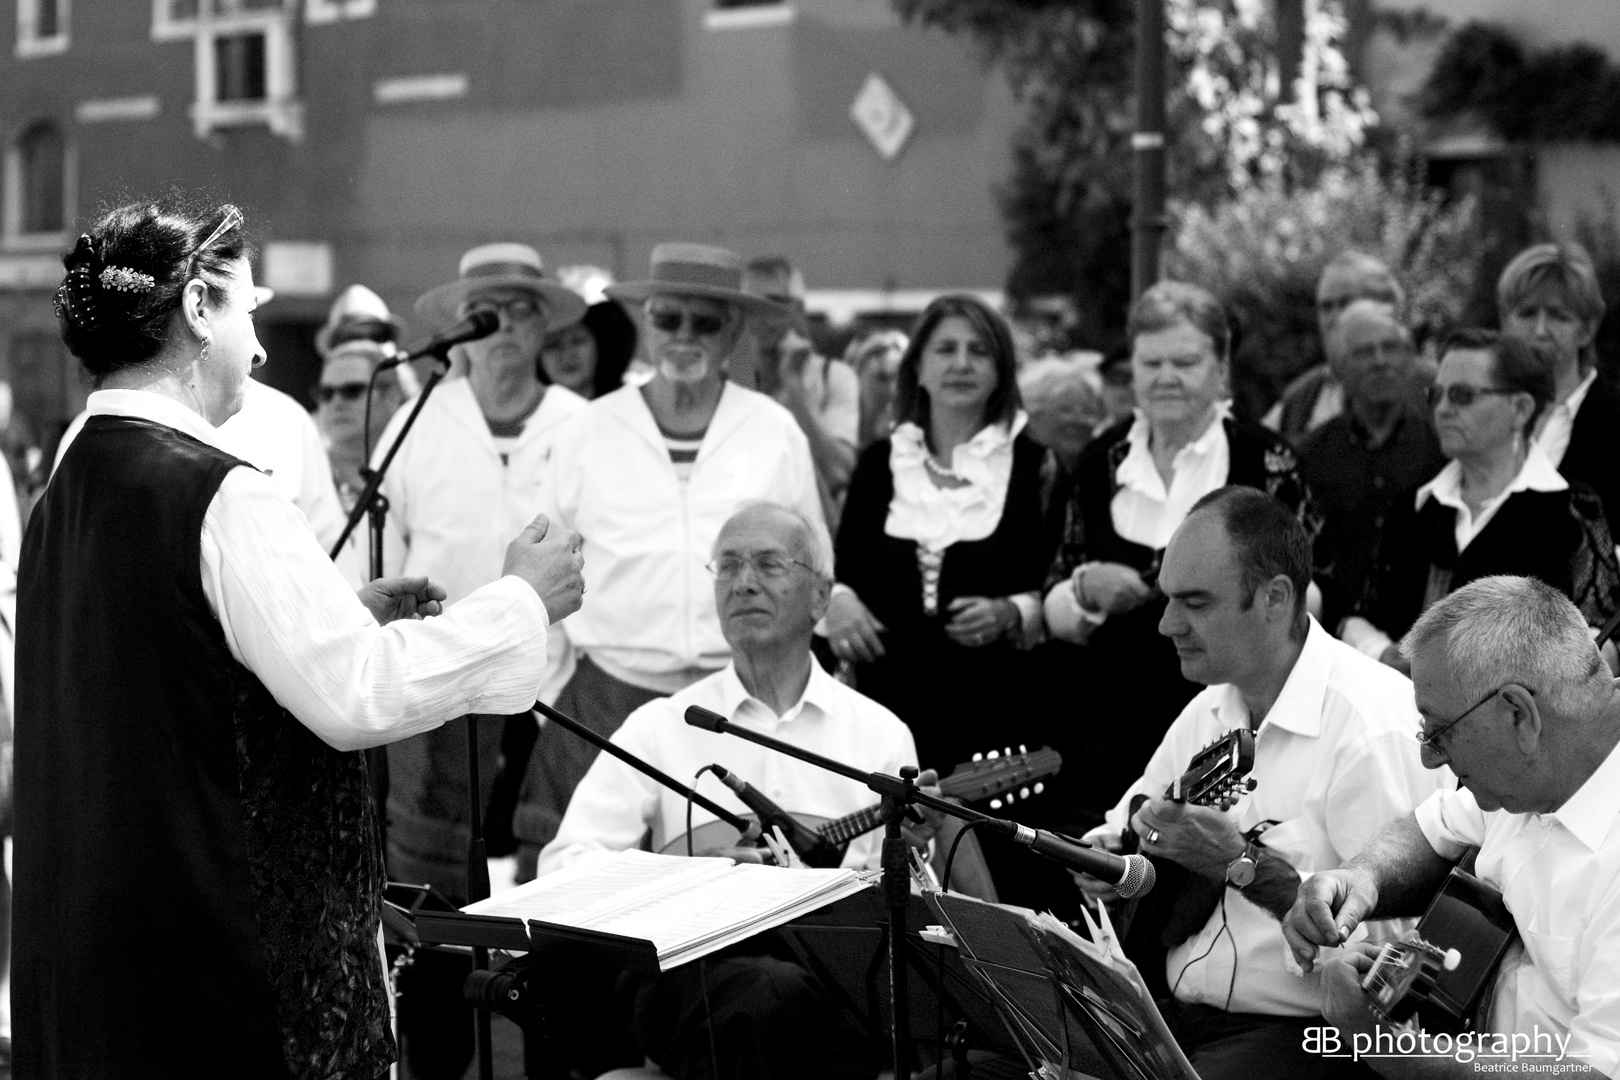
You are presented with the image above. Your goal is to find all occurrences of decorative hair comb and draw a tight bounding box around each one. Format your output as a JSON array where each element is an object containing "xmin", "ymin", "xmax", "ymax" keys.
[
  {"xmin": 99, "ymin": 266, "xmax": 155, "ymax": 293},
  {"xmin": 54, "ymin": 234, "xmax": 103, "ymax": 331}
]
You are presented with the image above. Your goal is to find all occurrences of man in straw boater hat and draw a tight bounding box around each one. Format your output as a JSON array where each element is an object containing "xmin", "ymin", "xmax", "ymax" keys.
[
  {"xmin": 371, "ymin": 241, "xmax": 589, "ymax": 1079},
  {"xmin": 511, "ymin": 242, "xmax": 832, "ymax": 877}
]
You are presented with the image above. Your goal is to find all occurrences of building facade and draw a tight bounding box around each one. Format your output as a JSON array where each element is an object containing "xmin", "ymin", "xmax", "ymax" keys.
[{"xmin": 1, "ymin": 0, "xmax": 1019, "ymax": 450}]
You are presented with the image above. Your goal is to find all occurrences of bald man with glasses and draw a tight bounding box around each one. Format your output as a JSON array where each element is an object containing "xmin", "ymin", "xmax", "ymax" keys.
[{"xmin": 1287, "ymin": 575, "xmax": 1620, "ymax": 1080}]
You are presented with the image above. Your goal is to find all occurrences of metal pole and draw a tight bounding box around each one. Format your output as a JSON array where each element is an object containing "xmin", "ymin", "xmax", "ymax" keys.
[{"xmin": 1132, "ymin": 0, "xmax": 1168, "ymax": 299}]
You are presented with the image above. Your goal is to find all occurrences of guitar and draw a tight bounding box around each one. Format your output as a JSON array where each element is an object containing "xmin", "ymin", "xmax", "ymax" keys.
[
  {"xmin": 659, "ymin": 745, "xmax": 1063, "ymax": 860},
  {"xmin": 1361, "ymin": 866, "xmax": 1518, "ymax": 1033},
  {"xmin": 1114, "ymin": 729, "xmax": 1257, "ymax": 996}
]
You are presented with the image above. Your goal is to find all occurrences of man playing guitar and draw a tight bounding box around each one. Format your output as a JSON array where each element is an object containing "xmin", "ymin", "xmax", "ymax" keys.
[
  {"xmin": 1074, "ymin": 487, "xmax": 1440, "ymax": 1080},
  {"xmin": 1286, "ymin": 575, "xmax": 1620, "ymax": 1079}
]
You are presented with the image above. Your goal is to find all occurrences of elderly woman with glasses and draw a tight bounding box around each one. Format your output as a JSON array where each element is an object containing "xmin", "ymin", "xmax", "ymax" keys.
[{"xmin": 1344, "ymin": 329, "xmax": 1620, "ymax": 670}]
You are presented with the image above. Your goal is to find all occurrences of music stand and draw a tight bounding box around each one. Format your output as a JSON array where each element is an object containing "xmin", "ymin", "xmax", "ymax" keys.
[{"xmin": 926, "ymin": 892, "xmax": 1198, "ymax": 1080}]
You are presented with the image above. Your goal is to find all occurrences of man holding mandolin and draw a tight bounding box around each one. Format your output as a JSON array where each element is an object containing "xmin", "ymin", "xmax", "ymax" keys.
[
  {"xmin": 1075, "ymin": 486, "xmax": 1440, "ymax": 1080},
  {"xmin": 1286, "ymin": 576, "xmax": 1620, "ymax": 1079},
  {"xmin": 537, "ymin": 501, "xmax": 921, "ymax": 1080}
]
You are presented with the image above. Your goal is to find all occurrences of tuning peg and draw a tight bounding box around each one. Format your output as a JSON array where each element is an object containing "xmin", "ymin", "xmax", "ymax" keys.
[
  {"xmin": 1034, "ymin": 782, "xmax": 1045, "ymax": 795},
  {"xmin": 990, "ymin": 798, "xmax": 1003, "ymax": 810},
  {"xmin": 972, "ymin": 752, "xmax": 984, "ymax": 762},
  {"xmin": 988, "ymin": 749, "xmax": 1001, "ymax": 760},
  {"xmin": 1244, "ymin": 778, "xmax": 1258, "ymax": 791},
  {"xmin": 1019, "ymin": 744, "xmax": 1028, "ymax": 753},
  {"xmin": 1020, "ymin": 787, "xmax": 1031, "ymax": 800}
]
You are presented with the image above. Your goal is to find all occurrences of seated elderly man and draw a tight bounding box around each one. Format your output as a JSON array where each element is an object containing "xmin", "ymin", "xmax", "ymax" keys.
[
  {"xmin": 1285, "ymin": 575, "xmax": 1620, "ymax": 1080},
  {"xmin": 514, "ymin": 243, "xmax": 830, "ymax": 874},
  {"xmin": 540, "ymin": 501, "xmax": 915, "ymax": 1080}
]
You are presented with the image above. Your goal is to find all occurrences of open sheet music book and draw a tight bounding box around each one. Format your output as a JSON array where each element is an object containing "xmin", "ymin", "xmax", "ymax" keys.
[{"xmin": 461, "ymin": 849, "xmax": 874, "ymax": 970}]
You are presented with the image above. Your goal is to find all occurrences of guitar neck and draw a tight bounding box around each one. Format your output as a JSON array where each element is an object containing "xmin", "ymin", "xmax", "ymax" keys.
[{"xmin": 818, "ymin": 805, "xmax": 883, "ymax": 846}]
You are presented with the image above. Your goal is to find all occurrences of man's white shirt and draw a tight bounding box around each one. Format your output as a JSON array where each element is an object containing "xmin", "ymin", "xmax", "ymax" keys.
[
  {"xmin": 73, "ymin": 389, "xmax": 553, "ymax": 752},
  {"xmin": 1088, "ymin": 618, "xmax": 1443, "ymax": 1016},
  {"xmin": 1416, "ymin": 741, "xmax": 1620, "ymax": 1078},
  {"xmin": 539, "ymin": 657, "xmax": 917, "ymax": 876}
]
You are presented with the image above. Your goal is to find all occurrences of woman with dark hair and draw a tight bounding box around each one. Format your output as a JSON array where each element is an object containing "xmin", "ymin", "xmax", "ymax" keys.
[
  {"xmin": 1344, "ymin": 329, "xmax": 1619, "ymax": 666},
  {"xmin": 537, "ymin": 298, "xmax": 639, "ymax": 398},
  {"xmin": 1041, "ymin": 281, "xmax": 1318, "ymax": 826},
  {"xmin": 825, "ymin": 294, "xmax": 1058, "ymax": 773},
  {"xmin": 14, "ymin": 194, "xmax": 581, "ymax": 1078}
]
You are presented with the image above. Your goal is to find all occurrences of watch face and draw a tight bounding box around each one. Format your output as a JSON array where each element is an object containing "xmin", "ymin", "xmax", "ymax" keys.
[{"xmin": 1226, "ymin": 856, "xmax": 1256, "ymax": 887}]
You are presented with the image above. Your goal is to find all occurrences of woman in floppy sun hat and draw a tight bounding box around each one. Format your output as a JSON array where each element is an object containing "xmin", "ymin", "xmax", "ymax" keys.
[{"xmin": 414, "ymin": 241, "xmax": 587, "ymax": 332}]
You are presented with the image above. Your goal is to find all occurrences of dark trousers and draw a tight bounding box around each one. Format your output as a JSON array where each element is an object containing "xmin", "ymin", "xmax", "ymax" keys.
[
  {"xmin": 513, "ymin": 654, "xmax": 667, "ymax": 879},
  {"xmin": 619, "ymin": 940, "xmax": 880, "ymax": 1080},
  {"xmin": 1162, "ymin": 1000, "xmax": 1377, "ymax": 1080}
]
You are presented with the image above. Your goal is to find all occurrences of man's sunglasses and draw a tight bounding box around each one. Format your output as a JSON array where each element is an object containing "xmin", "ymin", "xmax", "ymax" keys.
[
  {"xmin": 648, "ymin": 309, "xmax": 727, "ymax": 337},
  {"xmin": 317, "ymin": 382, "xmax": 369, "ymax": 404},
  {"xmin": 1426, "ymin": 383, "xmax": 1519, "ymax": 409}
]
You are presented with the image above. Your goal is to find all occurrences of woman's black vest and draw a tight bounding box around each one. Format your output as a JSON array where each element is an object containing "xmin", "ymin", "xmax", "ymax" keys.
[{"xmin": 14, "ymin": 415, "xmax": 392, "ymax": 1079}]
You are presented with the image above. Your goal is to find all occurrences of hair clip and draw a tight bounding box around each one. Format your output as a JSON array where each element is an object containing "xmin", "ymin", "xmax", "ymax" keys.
[{"xmin": 99, "ymin": 266, "xmax": 156, "ymax": 293}]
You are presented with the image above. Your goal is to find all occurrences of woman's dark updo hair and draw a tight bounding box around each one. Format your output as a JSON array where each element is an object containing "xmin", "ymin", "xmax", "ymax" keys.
[{"xmin": 53, "ymin": 194, "xmax": 253, "ymax": 382}]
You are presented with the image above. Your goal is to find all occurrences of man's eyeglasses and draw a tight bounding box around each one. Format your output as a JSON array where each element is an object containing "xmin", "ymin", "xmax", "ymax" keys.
[
  {"xmin": 649, "ymin": 309, "xmax": 727, "ymax": 337},
  {"xmin": 706, "ymin": 553, "xmax": 818, "ymax": 582},
  {"xmin": 1415, "ymin": 683, "xmax": 1529, "ymax": 752},
  {"xmin": 460, "ymin": 297, "xmax": 543, "ymax": 323},
  {"xmin": 317, "ymin": 382, "xmax": 369, "ymax": 404},
  {"xmin": 1427, "ymin": 383, "xmax": 1519, "ymax": 410}
]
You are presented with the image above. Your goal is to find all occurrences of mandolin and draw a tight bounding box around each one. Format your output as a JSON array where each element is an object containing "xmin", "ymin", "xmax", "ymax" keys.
[
  {"xmin": 1114, "ymin": 728, "xmax": 1257, "ymax": 996},
  {"xmin": 1361, "ymin": 865, "xmax": 1518, "ymax": 1033},
  {"xmin": 659, "ymin": 745, "xmax": 1063, "ymax": 860}
]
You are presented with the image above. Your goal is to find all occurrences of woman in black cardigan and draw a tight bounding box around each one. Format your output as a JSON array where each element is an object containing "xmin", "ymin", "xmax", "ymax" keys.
[
  {"xmin": 1345, "ymin": 329, "xmax": 1619, "ymax": 663},
  {"xmin": 825, "ymin": 294, "xmax": 1060, "ymax": 775},
  {"xmin": 1041, "ymin": 282, "xmax": 1319, "ymax": 826}
]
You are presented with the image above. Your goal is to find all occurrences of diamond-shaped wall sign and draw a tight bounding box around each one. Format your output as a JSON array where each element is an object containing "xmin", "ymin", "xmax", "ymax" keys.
[{"xmin": 849, "ymin": 72, "xmax": 915, "ymax": 162}]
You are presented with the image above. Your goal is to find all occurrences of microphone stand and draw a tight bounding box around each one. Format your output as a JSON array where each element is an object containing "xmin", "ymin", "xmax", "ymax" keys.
[
  {"xmin": 531, "ymin": 701, "xmax": 760, "ymax": 839},
  {"xmin": 684, "ymin": 710, "xmax": 1005, "ymax": 1080}
]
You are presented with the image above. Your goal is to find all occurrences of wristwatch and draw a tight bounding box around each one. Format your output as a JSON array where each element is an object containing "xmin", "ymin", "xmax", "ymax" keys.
[{"xmin": 1225, "ymin": 839, "xmax": 1262, "ymax": 888}]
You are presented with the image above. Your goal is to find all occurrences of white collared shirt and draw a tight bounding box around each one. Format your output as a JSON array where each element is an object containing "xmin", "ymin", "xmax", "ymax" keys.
[
  {"xmin": 1415, "ymin": 740, "xmax": 1620, "ymax": 1077},
  {"xmin": 62, "ymin": 389, "xmax": 553, "ymax": 753},
  {"xmin": 1532, "ymin": 367, "xmax": 1598, "ymax": 469},
  {"xmin": 1414, "ymin": 444, "xmax": 1568, "ymax": 555},
  {"xmin": 885, "ymin": 413, "xmax": 1027, "ymax": 553},
  {"xmin": 1111, "ymin": 404, "xmax": 1232, "ymax": 551},
  {"xmin": 537, "ymin": 658, "xmax": 918, "ymax": 876},
  {"xmin": 1088, "ymin": 619, "xmax": 1443, "ymax": 1016}
]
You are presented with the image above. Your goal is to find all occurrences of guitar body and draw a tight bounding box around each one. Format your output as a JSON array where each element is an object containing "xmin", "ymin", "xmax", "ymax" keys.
[
  {"xmin": 1362, "ymin": 866, "xmax": 1518, "ymax": 1034},
  {"xmin": 658, "ymin": 814, "xmax": 830, "ymax": 860}
]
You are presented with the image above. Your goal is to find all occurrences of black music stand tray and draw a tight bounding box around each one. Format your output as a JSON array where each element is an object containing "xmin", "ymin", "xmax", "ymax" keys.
[{"xmin": 925, "ymin": 892, "xmax": 1200, "ymax": 1080}]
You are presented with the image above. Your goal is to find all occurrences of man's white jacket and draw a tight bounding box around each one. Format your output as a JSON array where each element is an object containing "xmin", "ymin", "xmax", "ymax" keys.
[
  {"xmin": 539, "ymin": 380, "xmax": 829, "ymax": 693},
  {"xmin": 376, "ymin": 378, "xmax": 587, "ymax": 698}
]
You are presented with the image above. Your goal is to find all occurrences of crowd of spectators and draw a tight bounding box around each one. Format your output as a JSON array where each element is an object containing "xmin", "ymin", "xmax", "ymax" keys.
[{"xmin": 9, "ymin": 223, "xmax": 1620, "ymax": 1079}]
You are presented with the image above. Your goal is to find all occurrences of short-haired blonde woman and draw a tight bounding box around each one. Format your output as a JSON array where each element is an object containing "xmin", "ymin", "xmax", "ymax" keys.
[
  {"xmin": 1042, "ymin": 281, "xmax": 1319, "ymax": 825},
  {"xmin": 1497, "ymin": 241, "xmax": 1620, "ymax": 520}
]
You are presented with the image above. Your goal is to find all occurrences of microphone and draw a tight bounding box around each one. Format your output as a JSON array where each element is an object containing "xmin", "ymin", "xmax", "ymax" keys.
[
  {"xmin": 685, "ymin": 705, "xmax": 728, "ymax": 732},
  {"xmin": 999, "ymin": 823, "xmax": 1157, "ymax": 899},
  {"xmin": 380, "ymin": 310, "xmax": 500, "ymax": 369},
  {"xmin": 711, "ymin": 766, "xmax": 844, "ymax": 869}
]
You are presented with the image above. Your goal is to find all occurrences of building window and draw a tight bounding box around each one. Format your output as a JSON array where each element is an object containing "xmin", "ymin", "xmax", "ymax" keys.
[
  {"xmin": 305, "ymin": 0, "xmax": 374, "ymax": 26},
  {"xmin": 16, "ymin": 0, "xmax": 70, "ymax": 57},
  {"xmin": 704, "ymin": 1, "xmax": 793, "ymax": 31},
  {"xmin": 180, "ymin": 2, "xmax": 302, "ymax": 141},
  {"xmin": 4, "ymin": 120, "xmax": 73, "ymax": 249}
]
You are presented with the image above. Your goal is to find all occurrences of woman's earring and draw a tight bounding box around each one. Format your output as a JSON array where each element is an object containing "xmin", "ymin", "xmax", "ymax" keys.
[{"xmin": 199, "ymin": 337, "xmax": 211, "ymax": 366}]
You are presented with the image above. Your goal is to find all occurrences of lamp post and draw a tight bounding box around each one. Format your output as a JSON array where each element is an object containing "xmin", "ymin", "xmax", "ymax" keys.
[{"xmin": 1132, "ymin": 0, "xmax": 1167, "ymax": 299}]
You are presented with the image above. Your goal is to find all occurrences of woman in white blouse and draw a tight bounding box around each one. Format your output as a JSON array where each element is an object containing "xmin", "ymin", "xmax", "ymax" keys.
[
  {"xmin": 824, "ymin": 295, "xmax": 1058, "ymax": 773},
  {"xmin": 1040, "ymin": 281, "xmax": 1317, "ymax": 825}
]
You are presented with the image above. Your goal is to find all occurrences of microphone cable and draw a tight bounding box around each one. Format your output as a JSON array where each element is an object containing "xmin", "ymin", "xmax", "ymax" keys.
[{"xmin": 687, "ymin": 764, "xmax": 726, "ymax": 859}]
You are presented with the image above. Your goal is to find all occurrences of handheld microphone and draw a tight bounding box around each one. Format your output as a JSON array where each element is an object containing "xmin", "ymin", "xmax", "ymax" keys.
[
  {"xmin": 711, "ymin": 766, "xmax": 844, "ymax": 869},
  {"xmin": 999, "ymin": 822, "xmax": 1157, "ymax": 899},
  {"xmin": 380, "ymin": 309, "xmax": 500, "ymax": 369}
]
